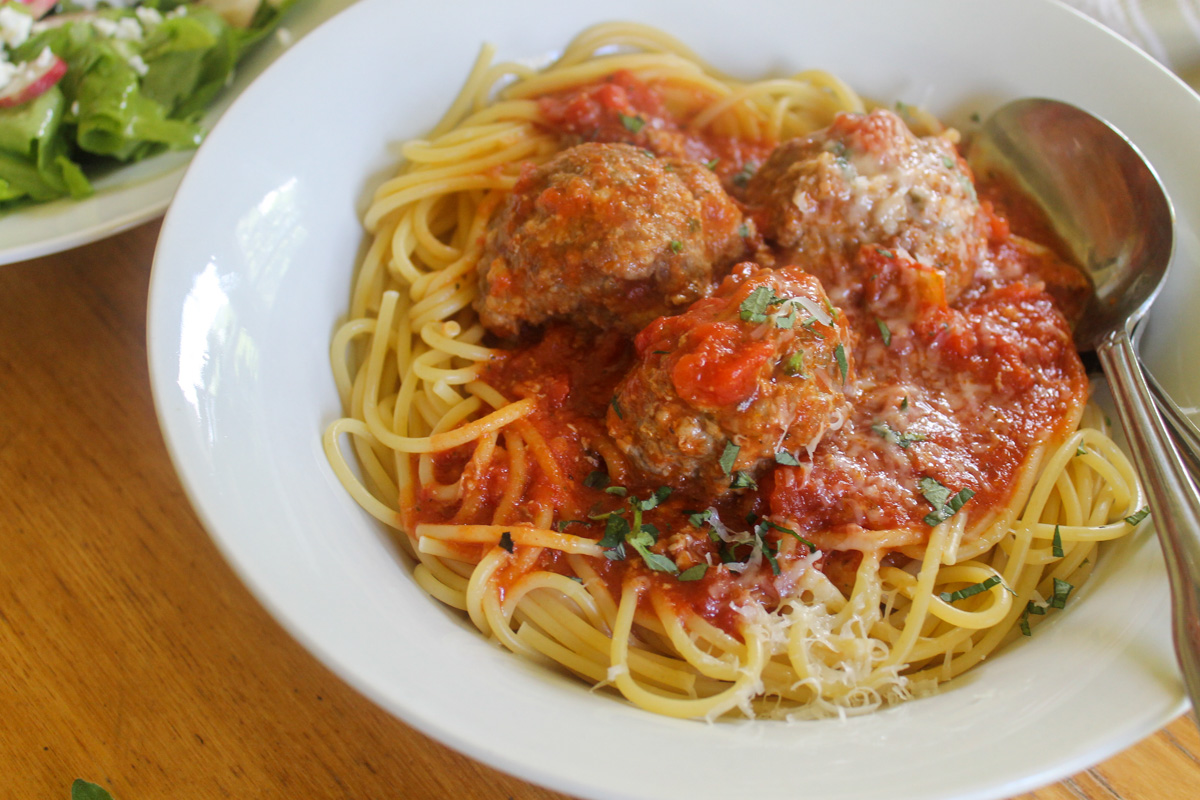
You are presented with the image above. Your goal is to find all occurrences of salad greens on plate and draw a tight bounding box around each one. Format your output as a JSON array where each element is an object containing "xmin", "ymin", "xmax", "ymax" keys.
[{"xmin": 0, "ymin": 0, "xmax": 299, "ymax": 211}]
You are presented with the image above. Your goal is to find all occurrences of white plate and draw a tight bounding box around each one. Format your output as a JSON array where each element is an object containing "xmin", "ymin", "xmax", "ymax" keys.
[
  {"xmin": 0, "ymin": 0, "xmax": 359, "ymax": 266},
  {"xmin": 147, "ymin": 1, "xmax": 1193, "ymax": 798}
]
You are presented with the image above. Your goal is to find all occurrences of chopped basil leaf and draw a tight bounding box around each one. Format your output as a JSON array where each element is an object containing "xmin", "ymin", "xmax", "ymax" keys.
[
  {"xmin": 669, "ymin": 239, "xmax": 683, "ymax": 254},
  {"xmin": 872, "ymin": 421, "xmax": 925, "ymax": 448},
  {"xmin": 630, "ymin": 541, "xmax": 678, "ymax": 574},
  {"xmin": 762, "ymin": 518, "xmax": 816, "ymax": 550},
  {"xmin": 775, "ymin": 451, "xmax": 800, "ymax": 466},
  {"xmin": 619, "ymin": 113, "xmax": 646, "ymax": 133},
  {"xmin": 738, "ymin": 222, "xmax": 750, "ymax": 237},
  {"xmin": 1076, "ymin": 445, "xmax": 1088, "ymax": 457},
  {"xmin": 834, "ymin": 343, "xmax": 848, "ymax": 384},
  {"xmin": 72, "ymin": 781, "xmax": 115, "ymax": 800},
  {"xmin": 876, "ymin": 317, "xmax": 892, "ymax": 346},
  {"xmin": 1124, "ymin": 506, "xmax": 1150, "ymax": 526},
  {"xmin": 689, "ymin": 509, "xmax": 714, "ymax": 527},
  {"xmin": 1019, "ymin": 600, "xmax": 1046, "ymax": 636},
  {"xmin": 1052, "ymin": 525, "xmax": 1064, "ymax": 558},
  {"xmin": 919, "ymin": 476, "xmax": 975, "ymax": 526},
  {"xmin": 938, "ymin": 575, "xmax": 1000, "ymax": 603},
  {"xmin": 583, "ymin": 470, "xmax": 610, "ymax": 489},
  {"xmin": 678, "ymin": 564, "xmax": 708, "ymax": 582},
  {"xmin": 555, "ymin": 519, "xmax": 587, "ymax": 532},
  {"xmin": 719, "ymin": 441, "xmax": 740, "ymax": 475},
  {"xmin": 704, "ymin": 157, "xmax": 720, "ymax": 170},
  {"xmin": 498, "ymin": 531, "xmax": 515, "ymax": 553},
  {"xmin": 900, "ymin": 396, "xmax": 909, "ymax": 411},
  {"xmin": 730, "ymin": 470, "xmax": 758, "ymax": 490},
  {"xmin": 604, "ymin": 486, "xmax": 628, "ymax": 497},
  {"xmin": 610, "ymin": 396, "xmax": 624, "ymax": 419},
  {"xmin": 775, "ymin": 303, "xmax": 797, "ymax": 329},
  {"xmin": 1050, "ymin": 578, "xmax": 1074, "ymax": 609},
  {"xmin": 876, "ymin": 247, "xmax": 895, "ymax": 258}
]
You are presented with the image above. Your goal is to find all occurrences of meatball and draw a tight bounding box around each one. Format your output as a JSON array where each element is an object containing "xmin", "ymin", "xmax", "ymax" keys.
[
  {"xmin": 744, "ymin": 109, "xmax": 988, "ymax": 305},
  {"xmin": 607, "ymin": 263, "xmax": 853, "ymax": 495},
  {"xmin": 475, "ymin": 142, "xmax": 746, "ymax": 338}
]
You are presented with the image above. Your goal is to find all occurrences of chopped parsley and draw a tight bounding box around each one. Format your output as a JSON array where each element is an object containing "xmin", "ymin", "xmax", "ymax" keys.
[
  {"xmin": 555, "ymin": 519, "xmax": 586, "ymax": 532},
  {"xmin": 939, "ymin": 575, "xmax": 1001, "ymax": 604},
  {"xmin": 876, "ymin": 317, "xmax": 892, "ymax": 346},
  {"xmin": 609, "ymin": 396, "xmax": 624, "ymax": 420},
  {"xmin": 583, "ymin": 470, "xmax": 610, "ymax": 489},
  {"xmin": 900, "ymin": 396, "xmax": 909, "ymax": 411},
  {"xmin": 704, "ymin": 157, "xmax": 720, "ymax": 170},
  {"xmin": 678, "ymin": 564, "xmax": 708, "ymax": 582},
  {"xmin": 619, "ymin": 113, "xmax": 646, "ymax": 133},
  {"xmin": 1052, "ymin": 525, "xmax": 1064, "ymax": 558},
  {"xmin": 595, "ymin": 488, "xmax": 678, "ymax": 574},
  {"xmin": 688, "ymin": 509, "xmax": 715, "ymax": 528},
  {"xmin": 1124, "ymin": 506, "xmax": 1150, "ymax": 526},
  {"xmin": 738, "ymin": 222, "xmax": 750, "ymax": 237},
  {"xmin": 1076, "ymin": 445, "xmax": 1088, "ymax": 457},
  {"xmin": 498, "ymin": 531, "xmax": 515, "ymax": 553},
  {"xmin": 876, "ymin": 247, "xmax": 895, "ymax": 258},
  {"xmin": 605, "ymin": 485, "xmax": 628, "ymax": 497},
  {"xmin": 919, "ymin": 476, "xmax": 975, "ymax": 526},
  {"xmin": 784, "ymin": 351, "xmax": 807, "ymax": 378},
  {"xmin": 872, "ymin": 421, "xmax": 925, "ymax": 449},
  {"xmin": 1019, "ymin": 600, "xmax": 1047, "ymax": 636},
  {"xmin": 669, "ymin": 239, "xmax": 683, "ymax": 254},
  {"xmin": 732, "ymin": 161, "xmax": 757, "ymax": 187},
  {"xmin": 719, "ymin": 441, "xmax": 740, "ymax": 475},
  {"xmin": 775, "ymin": 451, "xmax": 801, "ymax": 466},
  {"xmin": 834, "ymin": 343, "xmax": 848, "ymax": 384},
  {"xmin": 739, "ymin": 286, "xmax": 784, "ymax": 323},
  {"xmin": 1049, "ymin": 578, "xmax": 1074, "ymax": 609}
]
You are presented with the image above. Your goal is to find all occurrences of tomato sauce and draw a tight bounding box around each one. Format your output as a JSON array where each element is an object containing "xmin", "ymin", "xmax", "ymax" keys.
[{"xmin": 416, "ymin": 74, "xmax": 1089, "ymax": 633}]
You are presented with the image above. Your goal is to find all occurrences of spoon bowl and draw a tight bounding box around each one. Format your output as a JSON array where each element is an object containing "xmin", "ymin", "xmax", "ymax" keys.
[
  {"xmin": 969, "ymin": 97, "xmax": 1200, "ymax": 715},
  {"xmin": 967, "ymin": 98, "xmax": 1174, "ymax": 347}
]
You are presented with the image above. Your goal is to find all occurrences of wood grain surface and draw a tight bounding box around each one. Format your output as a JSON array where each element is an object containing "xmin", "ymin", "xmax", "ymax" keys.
[{"xmin": 2, "ymin": 220, "xmax": 1197, "ymax": 799}]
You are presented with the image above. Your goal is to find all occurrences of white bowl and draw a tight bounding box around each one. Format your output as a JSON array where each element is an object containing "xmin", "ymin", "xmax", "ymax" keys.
[{"xmin": 148, "ymin": 1, "xmax": 1193, "ymax": 798}]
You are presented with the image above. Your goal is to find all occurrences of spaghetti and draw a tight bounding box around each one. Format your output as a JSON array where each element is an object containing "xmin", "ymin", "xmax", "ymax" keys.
[{"xmin": 324, "ymin": 23, "xmax": 1146, "ymax": 720}]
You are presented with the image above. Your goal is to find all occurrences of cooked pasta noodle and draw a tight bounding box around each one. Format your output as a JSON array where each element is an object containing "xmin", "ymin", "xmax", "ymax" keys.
[{"xmin": 323, "ymin": 22, "xmax": 1145, "ymax": 720}]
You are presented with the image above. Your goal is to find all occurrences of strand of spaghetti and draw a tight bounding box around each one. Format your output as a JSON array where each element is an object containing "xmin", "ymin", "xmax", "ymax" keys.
[
  {"xmin": 410, "ymin": 195, "xmax": 463, "ymax": 265},
  {"xmin": 609, "ymin": 580, "xmax": 766, "ymax": 719},
  {"xmin": 502, "ymin": 571, "xmax": 607, "ymax": 631},
  {"xmin": 651, "ymin": 593, "xmax": 743, "ymax": 681},
  {"xmin": 404, "ymin": 123, "xmax": 532, "ymax": 164},
  {"xmin": 688, "ymin": 79, "xmax": 848, "ymax": 131},
  {"xmin": 552, "ymin": 22, "xmax": 721, "ymax": 74},
  {"xmin": 373, "ymin": 136, "xmax": 547, "ymax": 202},
  {"xmin": 490, "ymin": 427, "xmax": 528, "ymax": 524},
  {"xmin": 417, "ymin": 524, "xmax": 605, "ymax": 556},
  {"xmin": 451, "ymin": 431, "xmax": 500, "ymax": 523},
  {"xmin": 502, "ymin": 53, "xmax": 716, "ymax": 100},
  {"xmin": 350, "ymin": 226, "xmax": 393, "ymax": 320},
  {"xmin": 515, "ymin": 622, "xmax": 612, "ymax": 684},
  {"xmin": 322, "ymin": 418, "xmax": 401, "ymax": 526},
  {"xmin": 413, "ymin": 563, "xmax": 469, "ymax": 611},
  {"xmin": 480, "ymin": 568, "xmax": 545, "ymax": 660},
  {"xmin": 883, "ymin": 522, "xmax": 950, "ymax": 668},
  {"xmin": 418, "ymin": 320, "xmax": 497, "ymax": 363},
  {"xmin": 514, "ymin": 594, "xmax": 698, "ymax": 693},
  {"xmin": 366, "ymin": 174, "xmax": 517, "ymax": 233},
  {"xmin": 408, "ymin": 282, "xmax": 475, "ymax": 331},
  {"xmin": 567, "ymin": 554, "xmax": 620, "ymax": 631},
  {"xmin": 330, "ymin": 317, "xmax": 376, "ymax": 410}
]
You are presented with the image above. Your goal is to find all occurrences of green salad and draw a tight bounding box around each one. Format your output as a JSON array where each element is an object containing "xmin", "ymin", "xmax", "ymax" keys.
[{"xmin": 0, "ymin": 0, "xmax": 300, "ymax": 210}]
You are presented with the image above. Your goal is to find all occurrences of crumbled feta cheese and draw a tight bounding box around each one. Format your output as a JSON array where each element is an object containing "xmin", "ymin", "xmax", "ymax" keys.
[
  {"xmin": 135, "ymin": 7, "xmax": 163, "ymax": 29},
  {"xmin": 91, "ymin": 16, "xmax": 144, "ymax": 41},
  {"xmin": 0, "ymin": 5, "xmax": 34, "ymax": 49},
  {"xmin": 0, "ymin": 58, "xmax": 15, "ymax": 93}
]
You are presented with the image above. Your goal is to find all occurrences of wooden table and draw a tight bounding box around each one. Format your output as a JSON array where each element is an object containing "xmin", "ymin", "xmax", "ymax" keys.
[{"xmin": 2, "ymin": 219, "xmax": 1198, "ymax": 799}]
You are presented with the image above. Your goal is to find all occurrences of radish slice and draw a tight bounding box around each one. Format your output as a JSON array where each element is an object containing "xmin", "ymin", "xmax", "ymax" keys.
[
  {"xmin": 17, "ymin": 0, "xmax": 57, "ymax": 21},
  {"xmin": 0, "ymin": 47, "xmax": 67, "ymax": 108}
]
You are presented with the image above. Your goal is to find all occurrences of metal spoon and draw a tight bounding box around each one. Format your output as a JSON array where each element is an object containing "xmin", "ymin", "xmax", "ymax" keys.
[{"xmin": 968, "ymin": 98, "xmax": 1200, "ymax": 708}]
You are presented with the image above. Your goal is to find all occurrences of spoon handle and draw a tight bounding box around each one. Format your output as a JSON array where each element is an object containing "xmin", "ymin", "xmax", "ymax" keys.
[
  {"xmin": 1143, "ymin": 365, "xmax": 1200, "ymax": 478},
  {"xmin": 1098, "ymin": 330, "xmax": 1200, "ymax": 710}
]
